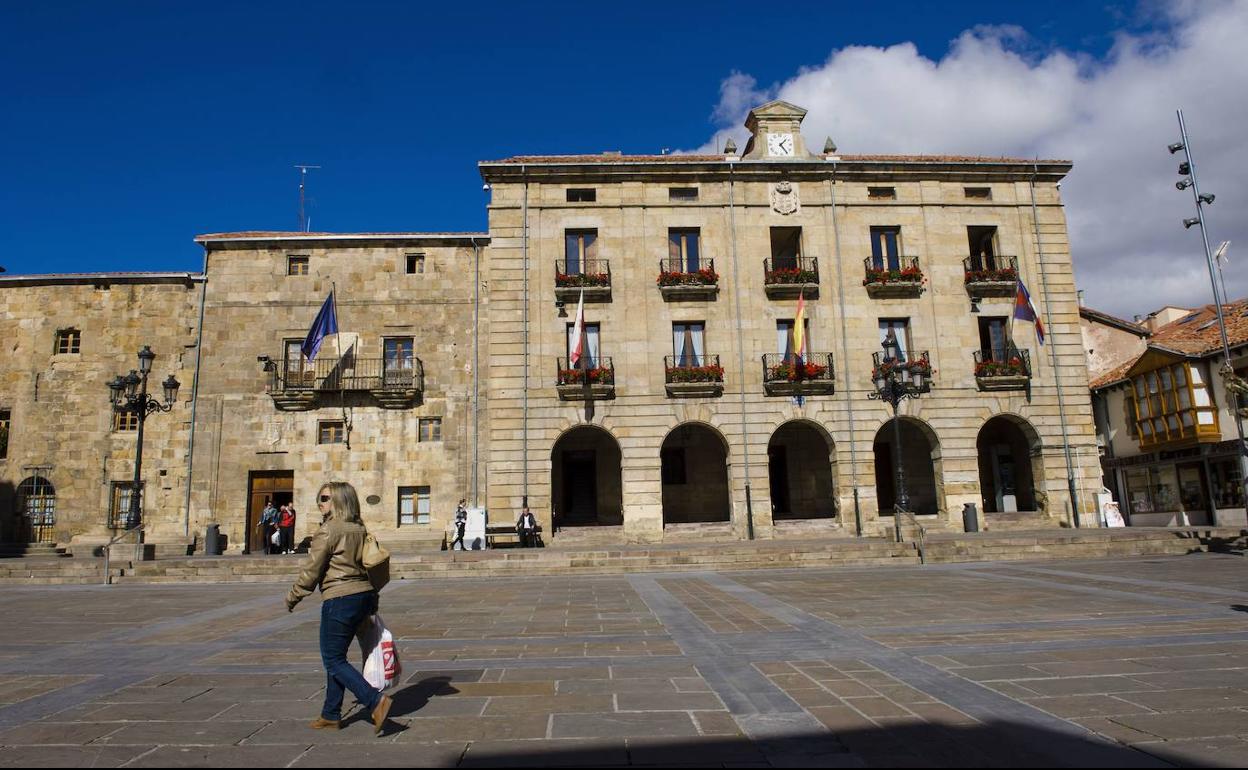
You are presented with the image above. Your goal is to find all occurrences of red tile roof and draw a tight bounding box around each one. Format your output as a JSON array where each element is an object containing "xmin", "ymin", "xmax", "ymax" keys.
[{"xmin": 1090, "ymin": 298, "xmax": 1248, "ymax": 389}]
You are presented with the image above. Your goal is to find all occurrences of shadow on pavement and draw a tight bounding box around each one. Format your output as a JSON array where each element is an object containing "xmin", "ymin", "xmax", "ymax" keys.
[{"xmin": 451, "ymin": 720, "xmax": 1176, "ymax": 768}]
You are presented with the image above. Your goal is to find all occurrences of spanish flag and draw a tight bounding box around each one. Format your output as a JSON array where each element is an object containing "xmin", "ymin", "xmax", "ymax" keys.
[{"xmin": 792, "ymin": 289, "xmax": 807, "ymax": 364}]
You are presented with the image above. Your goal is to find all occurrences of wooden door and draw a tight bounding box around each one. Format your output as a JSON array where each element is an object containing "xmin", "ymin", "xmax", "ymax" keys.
[{"xmin": 246, "ymin": 471, "xmax": 294, "ymax": 553}]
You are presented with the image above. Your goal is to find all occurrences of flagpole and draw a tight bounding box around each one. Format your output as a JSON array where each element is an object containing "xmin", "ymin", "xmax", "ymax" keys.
[{"xmin": 332, "ymin": 282, "xmax": 350, "ymax": 449}]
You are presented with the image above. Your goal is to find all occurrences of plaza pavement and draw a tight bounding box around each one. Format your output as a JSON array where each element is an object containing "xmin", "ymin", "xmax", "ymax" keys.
[{"xmin": 2, "ymin": 553, "xmax": 1248, "ymax": 767}]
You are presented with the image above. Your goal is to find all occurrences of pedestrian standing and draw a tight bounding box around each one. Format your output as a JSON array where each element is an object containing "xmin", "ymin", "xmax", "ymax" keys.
[
  {"xmin": 450, "ymin": 499, "xmax": 467, "ymax": 551},
  {"xmin": 279, "ymin": 503, "xmax": 296, "ymax": 554},
  {"xmin": 260, "ymin": 499, "xmax": 278, "ymax": 555},
  {"xmin": 286, "ymin": 481, "xmax": 392, "ymax": 734}
]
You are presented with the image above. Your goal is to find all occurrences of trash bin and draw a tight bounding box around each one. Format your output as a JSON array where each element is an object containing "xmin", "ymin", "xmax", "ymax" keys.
[
  {"xmin": 962, "ymin": 503, "xmax": 979, "ymax": 533},
  {"xmin": 205, "ymin": 523, "xmax": 221, "ymax": 556}
]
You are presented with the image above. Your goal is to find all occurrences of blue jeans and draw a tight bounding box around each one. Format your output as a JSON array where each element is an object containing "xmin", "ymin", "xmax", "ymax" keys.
[{"xmin": 319, "ymin": 591, "xmax": 382, "ymax": 721}]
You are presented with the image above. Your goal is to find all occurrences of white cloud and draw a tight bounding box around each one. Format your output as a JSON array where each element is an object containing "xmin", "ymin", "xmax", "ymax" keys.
[{"xmin": 694, "ymin": 1, "xmax": 1248, "ymax": 319}]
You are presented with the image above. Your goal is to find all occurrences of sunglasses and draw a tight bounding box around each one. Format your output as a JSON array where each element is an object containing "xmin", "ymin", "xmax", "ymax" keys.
[{"xmin": 319, "ymin": 495, "xmax": 331, "ymax": 503}]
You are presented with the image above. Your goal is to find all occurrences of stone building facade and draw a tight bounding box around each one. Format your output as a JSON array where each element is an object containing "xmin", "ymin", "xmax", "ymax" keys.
[{"xmin": 0, "ymin": 100, "xmax": 1103, "ymax": 551}]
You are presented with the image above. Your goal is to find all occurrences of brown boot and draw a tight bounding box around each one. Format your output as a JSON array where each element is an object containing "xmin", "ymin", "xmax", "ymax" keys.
[
  {"xmin": 371, "ymin": 694, "xmax": 392, "ymax": 734},
  {"xmin": 308, "ymin": 717, "xmax": 340, "ymax": 730}
]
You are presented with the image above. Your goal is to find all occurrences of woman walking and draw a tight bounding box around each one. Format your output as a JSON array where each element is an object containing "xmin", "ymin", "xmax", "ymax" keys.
[{"xmin": 285, "ymin": 481, "xmax": 392, "ymax": 733}]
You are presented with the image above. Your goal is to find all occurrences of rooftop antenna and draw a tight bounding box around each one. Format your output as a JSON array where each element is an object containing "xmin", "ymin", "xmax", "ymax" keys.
[{"xmin": 295, "ymin": 164, "xmax": 321, "ymax": 232}]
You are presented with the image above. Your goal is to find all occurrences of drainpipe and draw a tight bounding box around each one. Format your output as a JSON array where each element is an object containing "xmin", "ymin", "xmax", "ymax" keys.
[
  {"xmin": 183, "ymin": 254, "xmax": 209, "ymax": 541},
  {"xmin": 521, "ymin": 168, "xmax": 530, "ymax": 510},
  {"xmin": 471, "ymin": 236, "xmax": 482, "ymax": 508},
  {"xmin": 1030, "ymin": 165, "xmax": 1081, "ymax": 527},
  {"xmin": 827, "ymin": 167, "xmax": 862, "ymax": 536},
  {"xmin": 727, "ymin": 162, "xmax": 755, "ymax": 540}
]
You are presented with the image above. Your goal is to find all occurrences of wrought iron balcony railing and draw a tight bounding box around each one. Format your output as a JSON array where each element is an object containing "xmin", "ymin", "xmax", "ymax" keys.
[
  {"xmin": 764, "ymin": 256, "xmax": 819, "ymax": 299},
  {"xmin": 658, "ymin": 257, "xmax": 718, "ymax": 286},
  {"xmin": 555, "ymin": 356, "xmax": 615, "ymax": 386},
  {"xmin": 964, "ymin": 255, "xmax": 1019, "ymax": 297},
  {"xmin": 554, "ymin": 259, "xmax": 612, "ymax": 288},
  {"xmin": 864, "ymin": 256, "xmax": 924, "ymax": 298},
  {"xmin": 973, "ymin": 347, "xmax": 1031, "ymax": 379},
  {"xmin": 762, "ymin": 353, "xmax": 836, "ymax": 395},
  {"xmin": 275, "ymin": 356, "xmax": 424, "ymax": 393},
  {"xmin": 664, "ymin": 354, "xmax": 724, "ymax": 382}
]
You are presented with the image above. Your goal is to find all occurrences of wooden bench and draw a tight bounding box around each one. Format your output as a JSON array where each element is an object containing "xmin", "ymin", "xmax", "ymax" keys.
[{"xmin": 485, "ymin": 525, "xmax": 544, "ymax": 548}]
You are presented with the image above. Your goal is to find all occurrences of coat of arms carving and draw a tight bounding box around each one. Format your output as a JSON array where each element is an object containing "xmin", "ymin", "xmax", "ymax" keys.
[{"xmin": 771, "ymin": 181, "xmax": 800, "ymax": 215}]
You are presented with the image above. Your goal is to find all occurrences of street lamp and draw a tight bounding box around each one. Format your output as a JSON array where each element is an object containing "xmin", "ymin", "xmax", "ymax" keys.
[
  {"xmin": 1171, "ymin": 111, "xmax": 1248, "ymax": 524},
  {"xmin": 868, "ymin": 330, "xmax": 931, "ymax": 542},
  {"xmin": 108, "ymin": 346, "xmax": 180, "ymax": 533}
]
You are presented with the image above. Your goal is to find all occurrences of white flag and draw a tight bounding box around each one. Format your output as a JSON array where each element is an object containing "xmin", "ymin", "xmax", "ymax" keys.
[{"xmin": 569, "ymin": 289, "xmax": 586, "ymax": 367}]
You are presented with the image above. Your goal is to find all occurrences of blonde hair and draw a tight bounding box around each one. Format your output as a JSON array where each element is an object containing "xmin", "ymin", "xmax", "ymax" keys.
[{"xmin": 318, "ymin": 481, "xmax": 362, "ymax": 524}]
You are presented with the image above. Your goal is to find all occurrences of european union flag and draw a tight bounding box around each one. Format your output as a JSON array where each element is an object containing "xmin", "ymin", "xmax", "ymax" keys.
[{"xmin": 301, "ymin": 291, "xmax": 338, "ymax": 362}]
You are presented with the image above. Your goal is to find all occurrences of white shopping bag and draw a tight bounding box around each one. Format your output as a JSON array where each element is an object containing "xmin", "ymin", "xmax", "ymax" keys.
[{"xmin": 359, "ymin": 614, "xmax": 401, "ymax": 690}]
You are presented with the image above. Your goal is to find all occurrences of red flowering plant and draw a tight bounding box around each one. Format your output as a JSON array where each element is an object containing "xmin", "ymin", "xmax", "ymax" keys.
[
  {"xmin": 657, "ymin": 268, "xmax": 719, "ymax": 287},
  {"xmin": 864, "ymin": 264, "xmax": 924, "ymax": 286},
  {"xmin": 975, "ymin": 355, "xmax": 1028, "ymax": 378},
  {"xmin": 768, "ymin": 360, "xmax": 829, "ymax": 382},
  {"xmin": 559, "ymin": 366, "xmax": 613, "ymax": 385},
  {"xmin": 765, "ymin": 267, "xmax": 818, "ymax": 285},
  {"xmin": 665, "ymin": 363, "xmax": 725, "ymax": 383},
  {"xmin": 964, "ymin": 267, "xmax": 1018, "ymax": 284},
  {"xmin": 555, "ymin": 271, "xmax": 610, "ymax": 288}
]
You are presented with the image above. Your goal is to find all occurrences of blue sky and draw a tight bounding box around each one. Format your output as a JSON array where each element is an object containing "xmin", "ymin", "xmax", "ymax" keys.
[{"xmin": 0, "ymin": 1, "xmax": 1227, "ymax": 317}]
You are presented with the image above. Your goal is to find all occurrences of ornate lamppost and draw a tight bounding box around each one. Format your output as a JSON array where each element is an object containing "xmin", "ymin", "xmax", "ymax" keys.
[
  {"xmin": 107, "ymin": 346, "xmax": 180, "ymax": 534},
  {"xmin": 868, "ymin": 330, "xmax": 931, "ymax": 542}
]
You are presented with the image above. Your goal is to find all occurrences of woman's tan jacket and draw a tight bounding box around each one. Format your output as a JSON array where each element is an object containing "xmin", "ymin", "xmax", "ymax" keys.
[{"xmin": 286, "ymin": 515, "xmax": 374, "ymax": 607}]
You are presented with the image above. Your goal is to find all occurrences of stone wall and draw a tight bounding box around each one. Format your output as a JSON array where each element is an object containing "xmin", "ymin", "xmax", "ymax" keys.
[{"xmin": 0, "ymin": 276, "xmax": 201, "ymax": 544}]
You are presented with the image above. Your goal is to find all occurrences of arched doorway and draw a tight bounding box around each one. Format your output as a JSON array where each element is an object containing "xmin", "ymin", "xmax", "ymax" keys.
[
  {"xmin": 16, "ymin": 476, "xmax": 56, "ymax": 543},
  {"xmin": 977, "ymin": 416, "xmax": 1041, "ymax": 513},
  {"xmin": 551, "ymin": 426, "xmax": 623, "ymax": 526},
  {"xmin": 661, "ymin": 423, "xmax": 730, "ymax": 524},
  {"xmin": 873, "ymin": 418, "xmax": 941, "ymax": 515},
  {"xmin": 768, "ymin": 421, "xmax": 836, "ymax": 520}
]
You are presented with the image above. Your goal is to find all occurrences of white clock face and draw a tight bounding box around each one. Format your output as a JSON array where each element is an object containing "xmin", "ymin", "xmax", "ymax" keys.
[{"xmin": 767, "ymin": 133, "xmax": 795, "ymax": 157}]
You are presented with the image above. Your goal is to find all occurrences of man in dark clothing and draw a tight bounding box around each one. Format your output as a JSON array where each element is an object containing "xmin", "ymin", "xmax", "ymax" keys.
[
  {"xmin": 450, "ymin": 499, "xmax": 467, "ymax": 551},
  {"xmin": 517, "ymin": 507, "xmax": 538, "ymax": 548}
]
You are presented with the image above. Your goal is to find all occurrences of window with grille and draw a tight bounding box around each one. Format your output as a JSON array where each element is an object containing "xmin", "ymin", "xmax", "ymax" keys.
[
  {"xmin": 965, "ymin": 187, "xmax": 992, "ymax": 199},
  {"xmin": 109, "ymin": 482, "xmax": 141, "ymax": 529},
  {"xmin": 54, "ymin": 329, "xmax": 81, "ymax": 354},
  {"xmin": 868, "ymin": 187, "xmax": 896, "ymax": 199},
  {"xmin": 399, "ymin": 486, "xmax": 431, "ymax": 526},
  {"xmin": 288, "ymin": 255, "xmax": 309, "ymax": 276},
  {"xmin": 669, "ymin": 187, "xmax": 698, "ymax": 201},
  {"xmin": 112, "ymin": 411, "xmax": 139, "ymax": 432},
  {"xmin": 419, "ymin": 417, "xmax": 442, "ymax": 442},
  {"xmin": 318, "ymin": 420, "xmax": 345, "ymax": 444}
]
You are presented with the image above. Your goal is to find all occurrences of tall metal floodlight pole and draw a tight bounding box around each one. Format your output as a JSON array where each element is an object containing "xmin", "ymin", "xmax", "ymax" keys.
[{"xmin": 1172, "ymin": 110, "xmax": 1248, "ymax": 523}]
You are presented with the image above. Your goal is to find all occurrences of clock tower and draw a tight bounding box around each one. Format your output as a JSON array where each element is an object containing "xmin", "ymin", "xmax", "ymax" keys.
[{"xmin": 740, "ymin": 100, "xmax": 813, "ymax": 160}]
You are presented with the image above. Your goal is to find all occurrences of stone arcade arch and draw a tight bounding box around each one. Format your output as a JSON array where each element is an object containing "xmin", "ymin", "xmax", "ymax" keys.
[
  {"xmin": 550, "ymin": 426, "xmax": 623, "ymax": 527},
  {"xmin": 873, "ymin": 418, "xmax": 942, "ymax": 515},
  {"xmin": 976, "ymin": 415, "xmax": 1042, "ymax": 513},
  {"xmin": 661, "ymin": 422, "xmax": 731, "ymax": 525},
  {"xmin": 768, "ymin": 420, "xmax": 837, "ymax": 520}
]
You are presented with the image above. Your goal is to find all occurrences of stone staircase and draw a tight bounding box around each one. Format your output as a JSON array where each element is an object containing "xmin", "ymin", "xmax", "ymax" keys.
[
  {"xmin": 0, "ymin": 527, "xmax": 1243, "ymax": 585},
  {"xmin": 0, "ymin": 542, "xmax": 69, "ymax": 559}
]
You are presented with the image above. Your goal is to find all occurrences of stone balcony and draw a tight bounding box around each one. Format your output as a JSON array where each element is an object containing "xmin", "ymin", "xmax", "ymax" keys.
[
  {"xmin": 657, "ymin": 258, "xmax": 719, "ymax": 301},
  {"xmin": 554, "ymin": 259, "xmax": 611, "ymax": 303},
  {"xmin": 974, "ymin": 347, "xmax": 1031, "ymax": 392},
  {"xmin": 964, "ymin": 256, "xmax": 1020, "ymax": 298},
  {"xmin": 664, "ymin": 355, "xmax": 724, "ymax": 398},
  {"xmin": 863, "ymin": 256, "xmax": 924, "ymax": 299},
  {"xmin": 555, "ymin": 357, "xmax": 616, "ymax": 400}
]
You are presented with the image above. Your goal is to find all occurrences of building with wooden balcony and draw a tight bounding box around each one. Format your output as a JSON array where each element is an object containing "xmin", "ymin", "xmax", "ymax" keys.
[
  {"xmin": 1089, "ymin": 300, "xmax": 1248, "ymax": 528},
  {"xmin": 0, "ymin": 98, "xmax": 1102, "ymax": 553}
]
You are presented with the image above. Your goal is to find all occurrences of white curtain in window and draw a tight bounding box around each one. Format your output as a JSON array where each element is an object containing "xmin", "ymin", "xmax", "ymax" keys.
[
  {"xmin": 586, "ymin": 325, "xmax": 600, "ymax": 367},
  {"xmin": 778, "ymin": 320, "xmax": 793, "ymax": 360},
  {"xmin": 879, "ymin": 320, "xmax": 909, "ymax": 359}
]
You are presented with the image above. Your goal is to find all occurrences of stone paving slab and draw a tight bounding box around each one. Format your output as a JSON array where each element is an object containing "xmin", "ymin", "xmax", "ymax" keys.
[{"xmin": 3, "ymin": 554, "xmax": 1248, "ymax": 765}]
